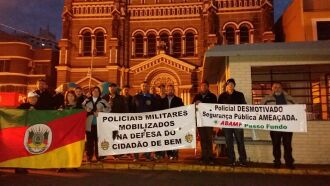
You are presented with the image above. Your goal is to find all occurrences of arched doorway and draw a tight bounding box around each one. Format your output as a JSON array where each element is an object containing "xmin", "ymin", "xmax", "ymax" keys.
[{"xmin": 149, "ymin": 72, "xmax": 179, "ymax": 95}]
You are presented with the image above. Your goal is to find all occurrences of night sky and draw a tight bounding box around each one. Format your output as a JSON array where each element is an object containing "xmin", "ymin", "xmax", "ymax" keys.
[{"xmin": 0, "ymin": 0, "xmax": 64, "ymax": 40}]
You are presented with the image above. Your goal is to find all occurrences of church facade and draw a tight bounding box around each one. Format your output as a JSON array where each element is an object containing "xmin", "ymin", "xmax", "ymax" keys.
[{"xmin": 57, "ymin": 0, "xmax": 274, "ymax": 104}]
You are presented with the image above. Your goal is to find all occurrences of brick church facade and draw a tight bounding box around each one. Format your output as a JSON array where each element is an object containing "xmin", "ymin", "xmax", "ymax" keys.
[{"xmin": 57, "ymin": 0, "xmax": 274, "ymax": 104}]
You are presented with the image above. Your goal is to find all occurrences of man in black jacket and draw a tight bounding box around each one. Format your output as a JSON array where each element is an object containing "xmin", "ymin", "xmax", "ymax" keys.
[
  {"xmin": 75, "ymin": 87, "xmax": 86, "ymax": 108},
  {"xmin": 192, "ymin": 80, "xmax": 217, "ymax": 165},
  {"xmin": 132, "ymin": 81, "xmax": 158, "ymax": 161},
  {"xmin": 218, "ymin": 78, "xmax": 247, "ymax": 167},
  {"xmin": 34, "ymin": 79, "xmax": 54, "ymax": 110},
  {"xmin": 122, "ymin": 85, "xmax": 133, "ymax": 112},
  {"xmin": 160, "ymin": 84, "xmax": 184, "ymax": 160},
  {"xmin": 103, "ymin": 83, "xmax": 128, "ymax": 113}
]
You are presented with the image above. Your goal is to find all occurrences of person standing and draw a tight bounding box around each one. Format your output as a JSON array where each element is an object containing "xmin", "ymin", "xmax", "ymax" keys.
[
  {"xmin": 160, "ymin": 84, "xmax": 184, "ymax": 160},
  {"xmin": 103, "ymin": 83, "xmax": 128, "ymax": 113},
  {"xmin": 154, "ymin": 84, "xmax": 167, "ymax": 160},
  {"xmin": 132, "ymin": 81, "xmax": 158, "ymax": 161},
  {"xmin": 75, "ymin": 87, "xmax": 86, "ymax": 108},
  {"xmin": 34, "ymin": 79, "xmax": 54, "ymax": 110},
  {"xmin": 260, "ymin": 82, "xmax": 296, "ymax": 169},
  {"xmin": 218, "ymin": 78, "xmax": 248, "ymax": 167},
  {"xmin": 192, "ymin": 80, "xmax": 217, "ymax": 165},
  {"xmin": 83, "ymin": 86, "xmax": 110, "ymax": 162},
  {"xmin": 103, "ymin": 83, "xmax": 129, "ymax": 160},
  {"xmin": 57, "ymin": 90, "xmax": 82, "ymax": 173},
  {"xmin": 15, "ymin": 92, "xmax": 41, "ymax": 174},
  {"xmin": 121, "ymin": 85, "xmax": 133, "ymax": 112}
]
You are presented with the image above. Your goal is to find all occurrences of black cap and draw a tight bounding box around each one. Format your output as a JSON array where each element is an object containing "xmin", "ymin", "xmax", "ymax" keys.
[{"xmin": 226, "ymin": 78, "xmax": 236, "ymax": 86}]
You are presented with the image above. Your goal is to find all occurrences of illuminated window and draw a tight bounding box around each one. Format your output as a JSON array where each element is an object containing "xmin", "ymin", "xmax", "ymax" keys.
[{"xmin": 252, "ymin": 65, "xmax": 330, "ymax": 120}]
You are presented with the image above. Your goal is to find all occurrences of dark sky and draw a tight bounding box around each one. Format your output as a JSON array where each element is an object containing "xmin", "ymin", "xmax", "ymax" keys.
[{"xmin": 0, "ymin": 0, "xmax": 64, "ymax": 40}]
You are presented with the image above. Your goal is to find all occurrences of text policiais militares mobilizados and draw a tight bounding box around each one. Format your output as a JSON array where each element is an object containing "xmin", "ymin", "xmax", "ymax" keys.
[
  {"xmin": 102, "ymin": 110, "xmax": 189, "ymax": 150},
  {"xmin": 202, "ymin": 105, "xmax": 298, "ymax": 130}
]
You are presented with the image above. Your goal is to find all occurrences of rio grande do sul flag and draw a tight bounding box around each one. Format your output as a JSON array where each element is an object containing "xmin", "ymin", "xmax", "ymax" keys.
[{"xmin": 0, "ymin": 109, "xmax": 86, "ymax": 168}]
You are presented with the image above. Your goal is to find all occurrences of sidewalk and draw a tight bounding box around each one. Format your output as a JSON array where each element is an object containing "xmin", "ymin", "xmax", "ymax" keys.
[{"xmin": 80, "ymin": 149, "xmax": 330, "ymax": 176}]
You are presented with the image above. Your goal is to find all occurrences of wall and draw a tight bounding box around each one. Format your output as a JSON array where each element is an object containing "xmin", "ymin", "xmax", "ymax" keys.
[
  {"xmin": 303, "ymin": 11, "xmax": 330, "ymax": 41},
  {"xmin": 282, "ymin": 0, "xmax": 305, "ymax": 42}
]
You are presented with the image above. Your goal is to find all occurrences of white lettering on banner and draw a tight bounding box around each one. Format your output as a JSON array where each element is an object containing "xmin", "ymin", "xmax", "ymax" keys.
[
  {"xmin": 197, "ymin": 103, "xmax": 307, "ymax": 133},
  {"xmin": 97, "ymin": 105, "xmax": 196, "ymax": 156}
]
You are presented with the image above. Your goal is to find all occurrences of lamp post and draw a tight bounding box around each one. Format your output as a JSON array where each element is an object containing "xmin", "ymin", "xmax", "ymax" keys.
[{"xmin": 88, "ymin": 48, "xmax": 97, "ymax": 91}]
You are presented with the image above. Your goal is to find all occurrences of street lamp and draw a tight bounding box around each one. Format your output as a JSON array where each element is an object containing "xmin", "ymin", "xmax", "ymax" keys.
[{"xmin": 88, "ymin": 48, "xmax": 97, "ymax": 91}]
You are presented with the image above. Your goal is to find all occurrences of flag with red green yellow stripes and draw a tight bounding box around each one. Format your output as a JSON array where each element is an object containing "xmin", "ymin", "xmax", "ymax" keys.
[{"xmin": 0, "ymin": 109, "xmax": 86, "ymax": 168}]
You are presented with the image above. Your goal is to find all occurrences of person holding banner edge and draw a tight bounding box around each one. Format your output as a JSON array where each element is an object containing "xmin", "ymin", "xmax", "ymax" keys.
[
  {"xmin": 83, "ymin": 86, "xmax": 110, "ymax": 163},
  {"xmin": 193, "ymin": 80, "xmax": 217, "ymax": 165},
  {"xmin": 159, "ymin": 84, "xmax": 184, "ymax": 160},
  {"xmin": 218, "ymin": 78, "xmax": 248, "ymax": 167},
  {"xmin": 260, "ymin": 82, "xmax": 296, "ymax": 169},
  {"xmin": 103, "ymin": 83, "xmax": 129, "ymax": 160}
]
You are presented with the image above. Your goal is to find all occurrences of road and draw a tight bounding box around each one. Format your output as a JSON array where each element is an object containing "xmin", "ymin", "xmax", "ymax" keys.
[{"xmin": 1, "ymin": 169, "xmax": 329, "ymax": 186}]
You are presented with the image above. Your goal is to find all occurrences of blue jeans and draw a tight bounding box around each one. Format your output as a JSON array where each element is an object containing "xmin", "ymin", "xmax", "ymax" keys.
[{"xmin": 223, "ymin": 128, "xmax": 247, "ymax": 163}]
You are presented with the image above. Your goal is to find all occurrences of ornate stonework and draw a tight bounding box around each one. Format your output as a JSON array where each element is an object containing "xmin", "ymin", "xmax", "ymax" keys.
[{"xmin": 57, "ymin": 0, "xmax": 274, "ymax": 104}]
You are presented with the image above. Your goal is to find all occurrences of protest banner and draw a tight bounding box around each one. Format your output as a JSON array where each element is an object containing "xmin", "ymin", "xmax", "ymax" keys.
[
  {"xmin": 97, "ymin": 105, "xmax": 196, "ymax": 156},
  {"xmin": 197, "ymin": 103, "xmax": 307, "ymax": 132}
]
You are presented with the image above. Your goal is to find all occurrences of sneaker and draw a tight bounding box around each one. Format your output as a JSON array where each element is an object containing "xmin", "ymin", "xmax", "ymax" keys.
[
  {"xmin": 133, "ymin": 158, "xmax": 138, "ymax": 162},
  {"xmin": 209, "ymin": 161, "xmax": 215, "ymax": 165},
  {"xmin": 226, "ymin": 162, "xmax": 236, "ymax": 167},
  {"xmin": 239, "ymin": 162, "xmax": 248, "ymax": 167}
]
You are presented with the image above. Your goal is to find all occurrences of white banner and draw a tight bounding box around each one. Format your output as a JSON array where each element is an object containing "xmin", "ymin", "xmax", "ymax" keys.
[
  {"xmin": 197, "ymin": 103, "xmax": 307, "ymax": 132},
  {"xmin": 97, "ymin": 105, "xmax": 196, "ymax": 156}
]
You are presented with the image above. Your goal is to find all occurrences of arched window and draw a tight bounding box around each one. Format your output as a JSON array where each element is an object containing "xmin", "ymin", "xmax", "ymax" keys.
[
  {"xmin": 147, "ymin": 34, "xmax": 156, "ymax": 57},
  {"xmin": 160, "ymin": 33, "xmax": 170, "ymax": 54},
  {"xmin": 135, "ymin": 34, "xmax": 144, "ymax": 57},
  {"xmin": 172, "ymin": 32, "xmax": 181, "ymax": 57},
  {"xmin": 240, "ymin": 26, "xmax": 249, "ymax": 44},
  {"xmin": 83, "ymin": 31, "xmax": 92, "ymax": 56},
  {"xmin": 225, "ymin": 27, "xmax": 235, "ymax": 45},
  {"xmin": 185, "ymin": 32, "xmax": 195, "ymax": 56},
  {"xmin": 95, "ymin": 31, "xmax": 105, "ymax": 56}
]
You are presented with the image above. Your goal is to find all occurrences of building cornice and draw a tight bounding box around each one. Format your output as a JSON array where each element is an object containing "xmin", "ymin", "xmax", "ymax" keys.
[{"xmin": 0, "ymin": 72, "xmax": 45, "ymax": 77}]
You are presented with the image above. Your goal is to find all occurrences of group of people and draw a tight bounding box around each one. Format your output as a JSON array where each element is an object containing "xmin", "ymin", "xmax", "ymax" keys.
[
  {"xmin": 15, "ymin": 77, "xmax": 296, "ymax": 173},
  {"xmin": 193, "ymin": 79, "xmax": 295, "ymax": 169}
]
